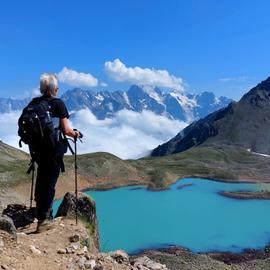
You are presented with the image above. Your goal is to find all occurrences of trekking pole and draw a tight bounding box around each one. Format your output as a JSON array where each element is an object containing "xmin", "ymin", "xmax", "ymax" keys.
[
  {"xmin": 68, "ymin": 129, "xmax": 83, "ymax": 226},
  {"xmin": 30, "ymin": 162, "xmax": 35, "ymax": 208},
  {"xmin": 73, "ymin": 129, "xmax": 83, "ymax": 225},
  {"xmin": 74, "ymin": 135, "xmax": 78, "ymax": 225}
]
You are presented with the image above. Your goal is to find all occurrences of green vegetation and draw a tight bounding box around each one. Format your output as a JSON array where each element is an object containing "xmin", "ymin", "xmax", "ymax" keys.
[
  {"xmin": 80, "ymin": 218, "xmax": 95, "ymax": 236},
  {"xmin": 1, "ymin": 140, "xmax": 270, "ymax": 192},
  {"xmin": 64, "ymin": 144, "xmax": 270, "ymax": 190},
  {"xmin": 0, "ymin": 141, "xmax": 29, "ymax": 189}
]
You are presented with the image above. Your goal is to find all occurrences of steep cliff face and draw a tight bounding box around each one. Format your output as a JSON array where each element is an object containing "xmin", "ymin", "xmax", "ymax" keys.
[
  {"xmin": 152, "ymin": 77, "xmax": 270, "ymax": 156},
  {"xmin": 56, "ymin": 192, "xmax": 100, "ymax": 250}
]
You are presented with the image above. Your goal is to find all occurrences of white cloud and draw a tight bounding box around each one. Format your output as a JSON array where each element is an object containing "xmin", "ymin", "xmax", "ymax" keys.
[
  {"xmin": 58, "ymin": 67, "xmax": 98, "ymax": 87},
  {"xmin": 32, "ymin": 87, "xmax": 41, "ymax": 96},
  {"xmin": 104, "ymin": 59, "xmax": 185, "ymax": 91},
  {"xmin": 0, "ymin": 109, "xmax": 187, "ymax": 159},
  {"xmin": 69, "ymin": 109, "xmax": 187, "ymax": 159}
]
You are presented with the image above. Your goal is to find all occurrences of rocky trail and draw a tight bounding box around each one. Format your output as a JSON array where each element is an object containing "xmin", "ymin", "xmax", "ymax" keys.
[{"xmin": 0, "ymin": 217, "xmax": 168, "ymax": 270}]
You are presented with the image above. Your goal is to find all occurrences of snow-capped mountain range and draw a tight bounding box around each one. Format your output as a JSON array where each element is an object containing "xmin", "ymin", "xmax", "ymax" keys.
[
  {"xmin": 0, "ymin": 85, "xmax": 232, "ymax": 123},
  {"xmin": 61, "ymin": 85, "xmax": 233, "ymax": 123}
]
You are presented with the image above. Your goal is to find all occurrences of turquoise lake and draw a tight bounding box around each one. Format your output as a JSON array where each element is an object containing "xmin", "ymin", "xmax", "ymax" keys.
[{"xmin": 53, "ymin": 178, "xmax": 270, "ymax": 254}]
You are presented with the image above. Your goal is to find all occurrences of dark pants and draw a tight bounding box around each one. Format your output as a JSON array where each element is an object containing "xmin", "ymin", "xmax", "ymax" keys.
[{"xmin": 34, "ymin": 156, "xmax": 61, "ymax": 220}]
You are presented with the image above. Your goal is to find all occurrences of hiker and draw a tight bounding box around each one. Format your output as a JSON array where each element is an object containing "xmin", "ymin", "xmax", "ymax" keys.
[{"xmin": 22, "ymin": 73, "xmax": 81, "ymax": 232}]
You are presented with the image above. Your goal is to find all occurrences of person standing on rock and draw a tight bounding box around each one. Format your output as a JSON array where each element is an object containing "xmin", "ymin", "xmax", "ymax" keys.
[{"xmin": 32, "ymin": 73, "xmax": 81, "ymax": 232}]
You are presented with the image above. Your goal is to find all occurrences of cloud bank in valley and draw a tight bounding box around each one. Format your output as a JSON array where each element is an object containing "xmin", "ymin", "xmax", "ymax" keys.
[
  {"xmin": 58, "ymin": 67, "xmax": 99, "ymax": 87},
  {"xmin": 0, "ymin": 109, "xmax": 187, "ymax": 159},
  {"xmin": 104, "ymin": 58, "xmax": 185, "ymax": 91},
  {"xmin": 70, "ymin": 109, "xmax": 187, "ymax": 159}
]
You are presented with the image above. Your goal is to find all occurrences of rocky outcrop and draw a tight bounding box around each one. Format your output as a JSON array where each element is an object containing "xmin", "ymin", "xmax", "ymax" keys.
[
  {"xmin": 56, "ymin": 192, "xmax": 99, "ymax": 250},
  {"xmin": 67, "ymin": 250, "xmax": 168, "ymax": 270},
  {"xmin": 131, "ymin": 256, "xmax": 168, "ymax": 269},
  {"xmin": 2, "ymin": 204, "xmax": 35, "ymax": 228}
]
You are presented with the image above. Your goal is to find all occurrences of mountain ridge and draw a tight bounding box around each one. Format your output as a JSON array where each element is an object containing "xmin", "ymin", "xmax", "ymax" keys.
[
  {"xmin": 0, "ymin": 85, "xmax": 232, "ymax": 123},
  {"xmin": 151, "ymin": 77, "xmax": 270, "ymax": 156}
]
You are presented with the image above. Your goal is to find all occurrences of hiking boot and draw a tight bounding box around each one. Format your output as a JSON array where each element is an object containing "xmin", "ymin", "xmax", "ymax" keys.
[{"xmin": 36, "ymin": 218, "xmax": 55, "ymax": 233}]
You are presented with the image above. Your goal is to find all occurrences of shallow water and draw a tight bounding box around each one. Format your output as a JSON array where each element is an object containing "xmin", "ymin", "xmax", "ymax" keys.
[{"xmin": 53, "ymin": 178, "xmax": 270, "ymax": 254}]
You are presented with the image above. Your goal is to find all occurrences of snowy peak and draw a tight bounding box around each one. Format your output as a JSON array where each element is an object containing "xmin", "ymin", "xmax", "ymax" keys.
[
  {"xmin": 0, "ymin": 97, "xmax": 30, "ymax": 113},
  {"xmin": 0, "ymin": 85, "xmax": 232, "ymax": 123},
  {"xmin": 62, "ymin": 85, "xmax": 232, "ymax": 123},
  {"xmin": 140, "ymin": 85, "xmax": 164, "ymax": 104}
]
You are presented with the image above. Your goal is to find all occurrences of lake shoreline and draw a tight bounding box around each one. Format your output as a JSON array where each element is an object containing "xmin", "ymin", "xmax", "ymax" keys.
[
  {"xmin": 132, "ymin": 244, "xmax": 270, "ymax": 266},
  {"xmin": 218, "ymin": 190, "xmax": 270, "ymax": 200},
  {"xmin": 80, "ymin": 175, "xmax": 265, "ymax": 192}
]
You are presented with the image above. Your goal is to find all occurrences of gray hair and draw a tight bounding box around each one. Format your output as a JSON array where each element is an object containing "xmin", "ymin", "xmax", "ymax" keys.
[{"xmin": 40, "ymin": 73, "xmax": 58, "ymax": 96}]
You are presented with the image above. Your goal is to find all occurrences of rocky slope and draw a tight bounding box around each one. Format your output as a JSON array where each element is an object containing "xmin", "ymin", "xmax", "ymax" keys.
[
  {"xmin": 151, "ymin": 77, "xmax": 270, "ymax": 156},
  {"xmin": 3, "ymin": 219, "xmax": 270, "ymax": 270},
  {"xmin": 137, "ymin": 247, "xmax": 270, "ymax": 270}
]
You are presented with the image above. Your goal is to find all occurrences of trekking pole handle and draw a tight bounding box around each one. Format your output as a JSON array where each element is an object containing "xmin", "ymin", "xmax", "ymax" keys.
[{"xmin": 73, "ymin": 129, "xmax": 83, "ymax": 142}]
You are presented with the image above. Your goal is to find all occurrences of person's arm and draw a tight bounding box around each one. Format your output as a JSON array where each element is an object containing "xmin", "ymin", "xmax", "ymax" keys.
[{"xmin": 60, "ymin": 118, "xmax": 80, "ymax": 138}]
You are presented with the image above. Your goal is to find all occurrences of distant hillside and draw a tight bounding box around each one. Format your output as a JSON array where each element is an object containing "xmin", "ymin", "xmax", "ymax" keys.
[
  {"xmin": 0, "ymin": 85, "xmax": 232, "ymax": 123},
  {"xmin": 0, "ymin": 141, "xmax": 29, "ymax": 186},
  {"xmin": 151, "ymin": 77, "xmax": 270, "ymax": 156},
  {"xmin": 0, "ymin": 140, "xmax": 28, "ymax": 162},
  {"xmin": 1, "ymin": 139, "xmax": 270, "ymax": 197}
]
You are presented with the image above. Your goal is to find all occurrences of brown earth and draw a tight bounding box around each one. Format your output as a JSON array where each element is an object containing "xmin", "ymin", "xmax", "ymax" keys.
[
  {"xmin": 0, "ymin": 218, "xmax": 97, "ymax": 270},
  {"xmin": 0, "ymin": 217, "xmax": 169, "ymax": 270}
]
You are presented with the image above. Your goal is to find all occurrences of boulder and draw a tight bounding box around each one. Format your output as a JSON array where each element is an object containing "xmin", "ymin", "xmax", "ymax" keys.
[
  {"xmin": 57, "ymin": 248, "xmax": 66, "ymax": 254},
  {"xmin": 2, "ymin": 204, "xmax": 35, "ymax": 228},
  {"xmin": 56, "ymin": 192, "xmax": 99, "ymax": 249},
  {"xmin": 56, "ymin": 192, "xmax": 96, "ymax": 224},
  {"xmin": 108, "ymin": 250, "xmax": 129, "ymax": 264},
  {"xmin": 69, "ymin": 234, "xmax": 80, "ymax": 243},
  {"xmin": 29, "ymin": 245, "xmax": 42, "ymax": 255},
  {"xmin": 132, "ymin": 256, "xmax": 168, "ymax": 270},
  {"xmin": 84, "ymin": 259, "xmax": 96, "ymax": 269},
  {"xmin": 0, "ymin": 215, "xmax": 17, "ymax": 239}
]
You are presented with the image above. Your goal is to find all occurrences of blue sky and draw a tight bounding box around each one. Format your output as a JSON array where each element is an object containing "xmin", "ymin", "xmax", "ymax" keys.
[{"xmin": 1, "ymin": 0, "xmax": 270, "ymax": 99}]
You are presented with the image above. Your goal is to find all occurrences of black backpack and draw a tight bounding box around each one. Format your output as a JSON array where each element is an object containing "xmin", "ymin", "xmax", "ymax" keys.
[{"xmin": 18, "ymin": 97, "xmax": 59, "ymax": 160}]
